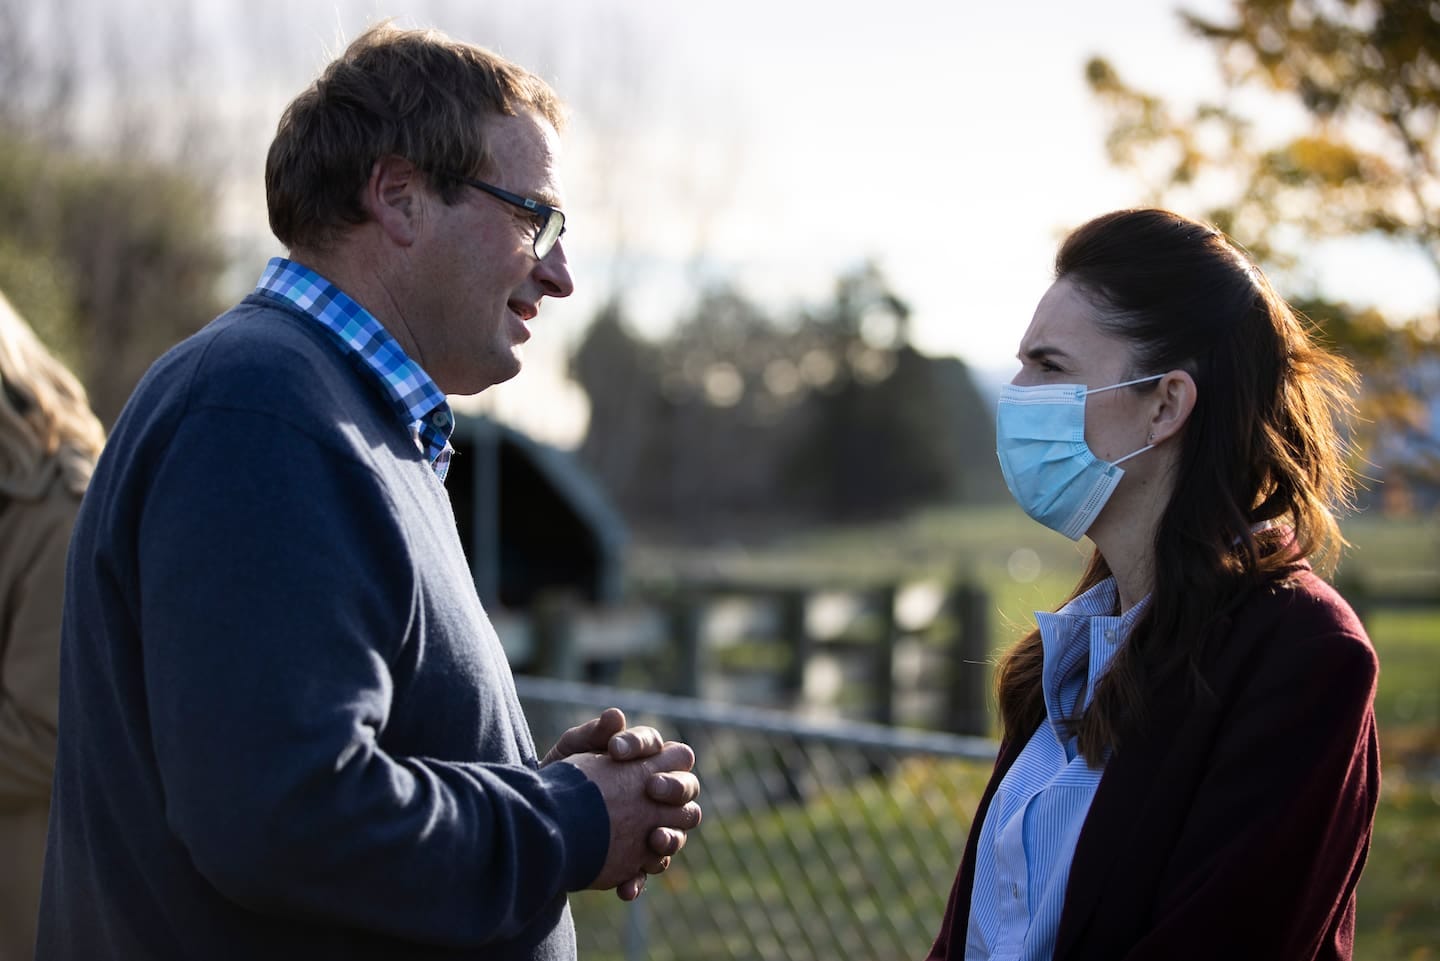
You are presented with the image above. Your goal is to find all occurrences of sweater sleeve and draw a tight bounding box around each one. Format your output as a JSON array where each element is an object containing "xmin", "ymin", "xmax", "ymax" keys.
[
  {"xmin": 137, "ymin": 407, "xmax": 608, "ymax": 947},
  {"xmin": 1119, "ymin": 591, "xmax": 1380, "ymax": 961},
  {"xmin": 0, "ymin": 489, "xmax": 75, "ymax": 807}
]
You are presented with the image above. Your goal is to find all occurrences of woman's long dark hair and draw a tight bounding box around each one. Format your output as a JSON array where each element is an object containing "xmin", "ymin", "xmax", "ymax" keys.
[{"xmin": 994, "ymin": 209, "xmax": 1360, "ymax": 764}]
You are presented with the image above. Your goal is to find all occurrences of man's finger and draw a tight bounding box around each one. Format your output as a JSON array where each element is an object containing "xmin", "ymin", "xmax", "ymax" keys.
[
  {"xmin": 588, "ymin": 707, "xmax": 627, "ymax": 745},
  {"xmin": 654, "ymin": 801, "xmax": 702, "ymax": 832},
  {"xmin": 542, "ymin": 708, "xmax": 627, "ymax": 766},
  {"xmin": 641, "ymin": 740, "xmax": 696, "ymax": 776},
  {"xmin": 608, "ymin": 724, "xmax": 663, "ymax": 761},
  {"xmin": 646, "ymin": 770, "xmax": 700, "ymax": 805},
  {"xmin": 648, "ymin": 826, "xmax": 687, "ymax": 857},
  {"xmin": 616, "ymin": 874, "xmax": 646, "ymax": 901}
]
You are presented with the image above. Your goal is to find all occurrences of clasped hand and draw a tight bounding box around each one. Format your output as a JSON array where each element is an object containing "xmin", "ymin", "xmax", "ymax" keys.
[{"xmin": 542, "ymin": 707, "xmax": 701, "ymax": 901}]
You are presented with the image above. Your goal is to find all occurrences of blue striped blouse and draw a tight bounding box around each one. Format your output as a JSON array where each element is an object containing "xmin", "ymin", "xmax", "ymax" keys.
[{"xmin": 964, "ymin": 577, "xmax": 1148, "ymax": 960}]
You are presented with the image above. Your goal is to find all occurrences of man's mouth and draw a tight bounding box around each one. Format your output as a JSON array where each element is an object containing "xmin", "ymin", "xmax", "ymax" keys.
[{"xmin": 509, "ymin": 299, "xmax": 538, "ymax": 322}]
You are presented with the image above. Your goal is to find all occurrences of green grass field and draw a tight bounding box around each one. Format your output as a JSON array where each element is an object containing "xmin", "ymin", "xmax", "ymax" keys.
[
  {"xmin": 629, "ymin": 504, "xmax": 1440, "ymax": 959},
  {"xmin": 1334, "ymin": 517, "xmax": 1440, "ymax": 958}
]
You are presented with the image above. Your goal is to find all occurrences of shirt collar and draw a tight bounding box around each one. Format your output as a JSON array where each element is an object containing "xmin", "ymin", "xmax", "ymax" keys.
[
  {"xmin": 254, "ymin": 257, "xmax": 454, "ymax": 480},
  {"xmin": 1035, "ymin": 577, "xmax": 1150, "ymax": 749}
]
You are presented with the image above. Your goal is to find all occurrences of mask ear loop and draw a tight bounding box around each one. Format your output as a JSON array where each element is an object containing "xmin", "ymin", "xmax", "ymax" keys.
[
  {"xmin": 1081, "ymin": 372, "xmax": 1166, "ymax": 397},
  {"xmin": 1112, "ymin": 442, "xmax": 1154, "ymax": 466},
  {"xmin": 1085, "ymin": 374, "xmax": 1166, "ymax": 465},
  {"xmin": 1082, "ymin": 374, "xmax": 1163, "ymax": 466}
]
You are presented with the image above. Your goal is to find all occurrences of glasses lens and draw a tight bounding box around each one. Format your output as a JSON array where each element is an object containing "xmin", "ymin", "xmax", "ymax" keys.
[{"xmin": 535, "ymin": 210, "xmax": 565, "ymax": 259}]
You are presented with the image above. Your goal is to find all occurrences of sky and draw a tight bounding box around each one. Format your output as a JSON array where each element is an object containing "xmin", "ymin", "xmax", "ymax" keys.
[{"xmin": 56, "ymin": 0, "xmax": 1439, "ymax": 446}]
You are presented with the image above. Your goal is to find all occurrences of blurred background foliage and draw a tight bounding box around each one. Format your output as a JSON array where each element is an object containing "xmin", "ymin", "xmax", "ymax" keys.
[
  {"xmin": 0, "ymin": 0, "xmax": 226, "ymax": 424},
  {"xmin": 572, "ymin": 262, "xmax": 1006, "ymax": 541},
  {"xmin": 1086, "ymin": 0, "xmax": 1440, "ymax": 504},
  {"xmin": 0, "ymin": 135, "xmax": 226, "ymax": 422}
]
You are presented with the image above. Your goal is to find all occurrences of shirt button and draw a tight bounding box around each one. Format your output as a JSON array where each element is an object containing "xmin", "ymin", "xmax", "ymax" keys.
[
  {"xmin": 1105, "ymin": 628, "xmax": 1117, "ymax": 644},
  {"xmin": 1012, "ymin": 883, "xmax": 1019, "ymax": 899},
  {"xmin": 431, "ymin": 411, "xmax": 451, "ymax": 428}
]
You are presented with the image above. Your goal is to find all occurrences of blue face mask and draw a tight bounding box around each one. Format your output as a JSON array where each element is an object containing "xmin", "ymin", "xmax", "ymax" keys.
[{"xmin": 995, "ymin": 374, "xmax": 1163, "ymax": 540}]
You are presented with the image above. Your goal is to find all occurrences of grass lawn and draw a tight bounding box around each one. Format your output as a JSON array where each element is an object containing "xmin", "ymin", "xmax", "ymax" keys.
[
  {"xmin": 1354, "ymin": 606, "xmax": 1440, "ymax": 960},
  {"xmin": 1341, "ymin": 514, "xmax": 1440, "ymax": 959}
]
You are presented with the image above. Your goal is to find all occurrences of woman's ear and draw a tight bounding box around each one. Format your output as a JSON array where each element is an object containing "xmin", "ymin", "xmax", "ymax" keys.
[
  {"xmin": 359, "ymin": 155, "xmax": 423, "ymax": 247},
  {"xmin": 1148, "ymin": 369, "xmax": 1197, "ymax": 445}
]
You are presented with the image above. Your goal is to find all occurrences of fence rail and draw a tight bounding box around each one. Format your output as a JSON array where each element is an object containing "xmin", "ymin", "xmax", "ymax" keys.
[
  {"xmin": 1341, "ymin": 585, "xmax": 1440, "ymax": 619},
  {"xmin": 503, "ymin": 575, "xmax": 994, "ymax": 738},
  {"xmin": 516, "ymin": 676, "xmax": 1000, "ymax": 961}
]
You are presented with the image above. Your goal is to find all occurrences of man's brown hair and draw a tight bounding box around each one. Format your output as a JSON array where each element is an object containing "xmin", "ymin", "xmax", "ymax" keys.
[{"xmin": 265, "ymin": 20, "xmax": 566, "ymax": 251}]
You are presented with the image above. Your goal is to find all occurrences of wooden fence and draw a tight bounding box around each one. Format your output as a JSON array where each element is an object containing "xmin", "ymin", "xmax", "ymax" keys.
[
  {"xmin": 494, "ymin": 578, "xmax": 995, "ymax": 737},
  {"xmin": 1334, "ymin": 572, "xmax": 1440, "ymax": 624}
]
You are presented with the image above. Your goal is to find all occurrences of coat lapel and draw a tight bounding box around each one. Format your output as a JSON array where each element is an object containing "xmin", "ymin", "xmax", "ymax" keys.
[{"xmin": 1051, "ymin": 674, "xmax": 1227, "ymax": 960}]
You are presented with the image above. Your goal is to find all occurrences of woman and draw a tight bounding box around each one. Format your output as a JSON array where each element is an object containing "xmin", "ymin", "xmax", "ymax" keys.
[
  {"xmin": 0, "ymin": 290, "xmax": 104, "ymax": 960},
  {"xmin": 926, "ymin": 209, "xmax": 1379, "ymax": 961}
]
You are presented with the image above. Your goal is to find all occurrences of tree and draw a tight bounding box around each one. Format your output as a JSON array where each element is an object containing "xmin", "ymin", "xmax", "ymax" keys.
[
  {"xmin": 780, "ymin": 262, "xmax": 965, "ymax": 521},
  {"xmin": 0, "ymin": 0, "xmax": 230, "ymax": 424},
  {"xmin": 0, "ymin": 134, "xmax": 227, "ymax": 424},
  {"xmin": 574, "ymin": 284, "xmax": 819, "ymax": 539},
  {"xmin": 571, "ymin": 262, "xmax": 1001, "ymax": 539},
  {"xmin": 1086, "ymin": 0, "xmax": 1440, "ymax": 499}
]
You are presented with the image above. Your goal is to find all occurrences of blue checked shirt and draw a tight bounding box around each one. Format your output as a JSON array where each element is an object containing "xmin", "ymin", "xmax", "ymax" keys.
[
  {"xmin": 254, "ymin": 258, "xmax": 454, "ymax": 482},
  {"xmin": 965, "ymin": 577, "xmax": 1149, "ymax": 961}
]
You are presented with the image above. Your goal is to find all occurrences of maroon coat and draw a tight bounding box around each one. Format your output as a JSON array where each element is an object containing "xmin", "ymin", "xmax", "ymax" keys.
[{"xmin": 926, "ymin": 562, "xmax": 1380, "ymax": 961}]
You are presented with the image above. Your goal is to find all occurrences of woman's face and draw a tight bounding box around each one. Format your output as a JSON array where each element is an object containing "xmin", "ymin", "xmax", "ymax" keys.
[{"xmin": 1012, "ymin": 277, "xmax": 1153, "ymax": 465}]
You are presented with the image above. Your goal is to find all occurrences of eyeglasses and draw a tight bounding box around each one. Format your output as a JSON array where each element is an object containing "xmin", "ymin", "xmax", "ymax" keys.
[{"xmin": 449, "ymin": 175, "xmax": 566, "ymax": 259}]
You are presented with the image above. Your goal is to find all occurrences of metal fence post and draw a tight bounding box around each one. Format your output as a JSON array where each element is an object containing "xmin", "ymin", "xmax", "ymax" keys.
[{"xmin": 623, "ymin": 887, "xmax": 649, "ymax": 961}]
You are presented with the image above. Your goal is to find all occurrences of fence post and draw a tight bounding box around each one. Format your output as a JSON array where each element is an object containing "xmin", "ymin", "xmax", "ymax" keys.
[
  {"xmin": 778, "ymin": 587, "xmax": 810, "ymax": 707},
  {"xmin": 668, "ymin": 590, "xmax": 705, "ymax": 698},
  {"xmin": 623, "ymin": 887, "xmax": 649, "ymax": 961},
  {"xmin": 531, "ymin": 591, "xmax": 580, "ymax": 681},
  {"xmin": 946, "ymin": 581, "xmax": 991, "ymax": 736},
  {"xmin": 872, "ymin": 583, "xmax": 898, "ymax": 727}
]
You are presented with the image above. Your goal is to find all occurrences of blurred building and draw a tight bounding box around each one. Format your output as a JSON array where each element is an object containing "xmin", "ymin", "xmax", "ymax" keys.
[{"xmin": 447, "ymin": 414, "xmax": 628, "ymax": 613}]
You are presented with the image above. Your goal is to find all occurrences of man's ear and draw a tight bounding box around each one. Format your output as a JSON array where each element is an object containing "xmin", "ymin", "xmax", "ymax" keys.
[
  {"xmin": 1148, "ymin": 369, "xmax": 1197, "ymax": 445},
  {"xmin": 359, "ymin": 155, "xmax": 424, "ymax": 247}
]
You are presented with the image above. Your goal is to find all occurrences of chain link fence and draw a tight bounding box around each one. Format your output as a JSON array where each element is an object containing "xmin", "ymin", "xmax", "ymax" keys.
[{"xmin": 517, "ymin": 676, "xmax": 1000, "ymax": 961}]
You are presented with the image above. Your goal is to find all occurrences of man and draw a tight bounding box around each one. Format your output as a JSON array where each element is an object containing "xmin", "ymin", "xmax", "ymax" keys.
[{"xmin": 37, "ymin": 21, "xmax": 700, "ymax": 960}]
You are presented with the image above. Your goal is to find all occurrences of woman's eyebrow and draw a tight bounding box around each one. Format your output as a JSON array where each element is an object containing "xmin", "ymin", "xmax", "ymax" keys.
[{"xmin": 1019, "ymin": 344, "xmax": 1072, "ymax": 363}]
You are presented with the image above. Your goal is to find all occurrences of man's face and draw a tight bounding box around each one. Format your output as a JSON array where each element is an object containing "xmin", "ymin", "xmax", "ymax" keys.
[{"xmin": 407, "ymin": 109, "xmax": 574, "ymax": 395}]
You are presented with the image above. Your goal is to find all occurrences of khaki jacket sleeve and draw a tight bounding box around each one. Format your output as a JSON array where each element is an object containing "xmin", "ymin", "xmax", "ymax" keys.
[{"xmin": 0, "ymin": 488, "xmax": 78, "ymax": 808}]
